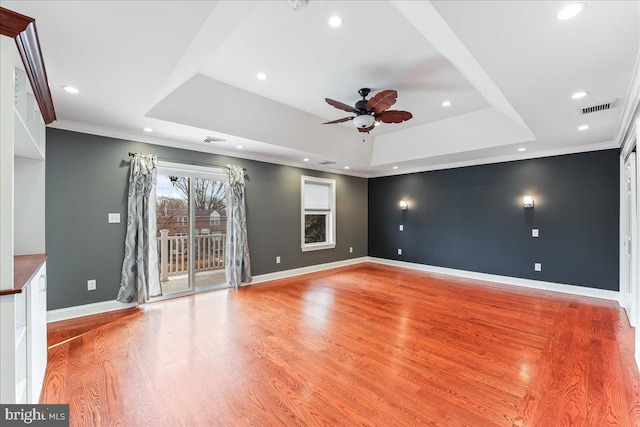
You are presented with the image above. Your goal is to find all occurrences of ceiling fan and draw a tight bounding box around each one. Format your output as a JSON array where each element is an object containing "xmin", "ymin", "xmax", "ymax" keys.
[{"xmin": 322, "ymin": 88, "xmax": 413, "ymax": 133}]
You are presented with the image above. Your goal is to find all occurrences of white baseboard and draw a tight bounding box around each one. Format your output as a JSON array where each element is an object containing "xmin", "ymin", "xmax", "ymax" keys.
[
  {"xmin": 47, "ymin": 300, "xmax": 137, "ymax": 323},
  {"xmin": 367, "ymin": 257, "xmax": 622, "ymax": 303},
  {"xmin": 251, "ymin": 257, "xmax": 368, "ymax": 285},
  {"xmin": 47, "ymin": 256, "xmax": 621, "ymax": 322}
]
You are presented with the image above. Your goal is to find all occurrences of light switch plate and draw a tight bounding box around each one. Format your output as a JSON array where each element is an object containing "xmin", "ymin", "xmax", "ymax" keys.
[
  {"xmin": 532, "ymin": 229, "xmax": 539, "ymax": 237},
  {"xmin": 276, "ymin": 256, "xmax": 281, "ymax": 264},
  {"xmin": 399, "ymin": 225, "xmax": 404, "ymax": 231},
  {"xmin": 397, "ymin": 248, "xmax": 402, "ymax": 255},
  {"xmin": 108, "ymin": 213, "xmax": 121, "ymax": 223}
]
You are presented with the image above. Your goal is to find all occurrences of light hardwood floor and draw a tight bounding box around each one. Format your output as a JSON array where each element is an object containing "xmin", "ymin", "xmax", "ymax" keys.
[{"xmin": 43, "ymin": 263, "xmax": 640, "ymax": 426}]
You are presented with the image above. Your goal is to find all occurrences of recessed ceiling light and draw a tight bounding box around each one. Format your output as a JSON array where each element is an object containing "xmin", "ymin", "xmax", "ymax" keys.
[
  {"xmin": 143, "ymin": 127, "xmax": 153, "ymax": 132},
  {"xmin": 256, "ymin": 73, "xmax": 267, "ymax": 81},
  {"xmin": 393, "ymin": 166, "xmax": 399, "ymax": 170},
  {"xmin": 558, "ymin": 3, "xmax": 586, "ymax": 20},
  {"xmin": 328, "ymin": 16, "xmax": 343, "ymax": 28},
  {"xmin": 571, "ymin": 91, "xmax": 589, "ymax": 99},
  {"xmin": 62, "ymin": 85, "xmax": 79, "ymax": 94},
  {"xmin": 442, "ymin": 100, "xmax": 452, "ymax": 107},
  {"xmin": 344, "ymin": 166, "xmax": 350, "ymax": 170},
  {"xmin": 236, "ymin": 145, "xmax": 244, "ymax": 149},
  {"xmin": 303, "ymin": 158, "xmax": 309, "ymax": 162},
  {"xmin": 518, "ymin": 148, "xmax": 526, "ymax": 152},
  {"xmin": 578, "ymin": 125, "xmax": 589, "ymax": 131}
]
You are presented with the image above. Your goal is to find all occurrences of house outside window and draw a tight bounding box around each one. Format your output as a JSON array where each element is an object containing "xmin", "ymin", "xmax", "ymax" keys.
[
  {"xmin": 301, "ymin": 176, "xmax": 336, "ymax": 252},
  {"xmin": 210, "ymin": 211, "xmax": 220, "ymax": 226}
]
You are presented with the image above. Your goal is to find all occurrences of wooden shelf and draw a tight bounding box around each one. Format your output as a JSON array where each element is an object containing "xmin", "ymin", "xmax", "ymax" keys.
[{"xmin": 0, "ymin": 253, "xmax": 48, "ymax": 296}]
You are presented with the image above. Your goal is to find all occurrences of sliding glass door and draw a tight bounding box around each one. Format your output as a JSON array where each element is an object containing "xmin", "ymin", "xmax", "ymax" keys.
[{"xmin": 154, "ymin": 163, "xmax": 228, "ymax": 299}]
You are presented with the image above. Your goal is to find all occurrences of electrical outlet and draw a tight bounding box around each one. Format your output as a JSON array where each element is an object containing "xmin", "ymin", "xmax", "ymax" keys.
[
  {"xmin": 87, "ymin": 279, "xmax": 97, "ymax": 291},
  {"xmin": 534, "ymin": 263, "xmax": 542, "ymax": 272},
  {"xmin": 397, "ymin": 248, "xmax": 402, "ymax": 255},
  {"xmin": 276, "ymin": 256, "xmax": 281, "ymax": 264},
  {"xmin": 108, "ymin": 213, "xmax": 120, "ymax": 223},
  {"xmin": 532, "ymin": 228, "xmax": 539, "ymax": 237},
  {"xmin": 349, "ymin": 247, "xmax": 353, "ymax": 253},
  {"xmin": 399, "ymin": 225, "xmax": 404, "ymax": 231}
]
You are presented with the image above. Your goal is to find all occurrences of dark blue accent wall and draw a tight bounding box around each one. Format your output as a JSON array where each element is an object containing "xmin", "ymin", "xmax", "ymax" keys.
[{"xmin": 368, "ymin": 150, "xmax": 620, "ymax": 291}]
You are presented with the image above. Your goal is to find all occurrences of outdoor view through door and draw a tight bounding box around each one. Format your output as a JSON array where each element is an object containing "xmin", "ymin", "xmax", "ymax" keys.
[{"xmin": 156, "ymin": 173, "xmax": 227, "ymax": 295}]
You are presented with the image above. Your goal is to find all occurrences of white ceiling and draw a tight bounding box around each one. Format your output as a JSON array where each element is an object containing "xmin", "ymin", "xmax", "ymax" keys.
[{"xmin": 3, "ymin": 0, "xmax": 639, "ymax": 177}]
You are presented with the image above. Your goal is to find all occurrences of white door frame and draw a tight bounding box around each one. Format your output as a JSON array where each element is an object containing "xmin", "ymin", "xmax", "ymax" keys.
[
  {"xmin": 621, "ymin": 152, "xmax": 638, "ymax": 328},
  {"xmin": 152, "ymin": 161, "xmax": 228, "ymax": 301},
  {"xmin": 622, "ymin": 121, "xmax": 640, "ymax": 371},
  {"xmin": 635, "ymin": 133, "xmax": 640, "ymax": 370},
  {"xmin": 617, "ymin": 46, "xmax": 640, "ymax": 370}
]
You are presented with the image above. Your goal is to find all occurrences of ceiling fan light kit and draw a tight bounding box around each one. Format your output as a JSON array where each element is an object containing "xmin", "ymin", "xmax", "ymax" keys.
[
  {"xmin": 323, "ymin": 87, "xmax": 413, "ymax": 134},
  {"xmin": 353, "ymin": 114, "xmax": 375, "ymax": 129}
]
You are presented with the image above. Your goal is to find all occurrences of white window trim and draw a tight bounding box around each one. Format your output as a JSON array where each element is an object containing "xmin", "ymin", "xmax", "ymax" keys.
[{"xmin": 301, "ymin": 175, "xmax": 336, "ymax": 252}]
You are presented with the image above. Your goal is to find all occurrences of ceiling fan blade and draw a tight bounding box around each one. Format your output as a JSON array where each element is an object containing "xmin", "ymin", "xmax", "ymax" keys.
[
  {"xmin": 357, "ymin": 124, "xmax": 376, "ymax": 133},
  {"xmin": 365, "ymin": 90, "xmax": 397, "ymax": 113},
  {"xmin": 322, "ymin": 116, "xmax": 354, "ymax": 124},
  {"xmin": 325, "ymin": 98, "xmax": 357, "ymax": 113},
  {"xmin": 377, "ymin": 110, "xmax": 413, "ymax": 124}
]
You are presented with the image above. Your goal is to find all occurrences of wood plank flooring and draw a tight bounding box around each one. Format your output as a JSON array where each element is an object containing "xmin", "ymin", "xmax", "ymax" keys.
[{"xmin": 42, "ymin": 263, "xmax": 640, "ymax": 426}]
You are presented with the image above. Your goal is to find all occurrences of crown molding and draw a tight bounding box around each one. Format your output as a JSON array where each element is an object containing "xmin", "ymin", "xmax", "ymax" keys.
[
  {"xmin": 0, "ymin": 7, "xmax": 56, "ymax": 124},
  {"xmin": 52, "ymin": 119, "xmax": 619, "ymax": 180}
]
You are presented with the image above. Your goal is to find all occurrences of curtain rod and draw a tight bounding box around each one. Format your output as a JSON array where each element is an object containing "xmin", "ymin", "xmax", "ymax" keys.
[{"xmin": 128, "ymin": 152, "xmax": 246, "ymax": 171}]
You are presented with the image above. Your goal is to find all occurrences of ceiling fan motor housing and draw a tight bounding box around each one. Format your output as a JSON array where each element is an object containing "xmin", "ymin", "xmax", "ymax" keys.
[{"xmin": 355, "ymin": 99, "xmax": 369, "ymax": 111}]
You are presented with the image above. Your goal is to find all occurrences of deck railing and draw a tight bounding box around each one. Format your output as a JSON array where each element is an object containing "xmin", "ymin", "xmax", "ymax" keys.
[{"xmin": 158, "ymin": 229, "xmax": 226, "ymax": 281}]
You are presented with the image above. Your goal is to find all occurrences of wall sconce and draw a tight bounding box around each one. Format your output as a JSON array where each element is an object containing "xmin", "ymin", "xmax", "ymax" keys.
[
  {"xmin": 400, "ymin": 200, "xmax": 408, "ymax": 210},
  {"xmin": 523, "ymin": 196, "xmax": 534, "ymax": 208}
]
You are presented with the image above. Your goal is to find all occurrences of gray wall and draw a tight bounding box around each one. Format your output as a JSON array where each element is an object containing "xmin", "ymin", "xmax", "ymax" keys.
[
  {"xmin": 46, "ymin": 128, "xmax": 368, "ymax": 310},
  {"xmin": 368, "ymin": 150, "xmax": 620, "ymax": 291}
]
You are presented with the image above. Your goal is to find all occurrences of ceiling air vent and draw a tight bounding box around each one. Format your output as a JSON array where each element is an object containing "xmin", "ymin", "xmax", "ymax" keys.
[
  {"xmin": 203, "ymin": 136, "xmax": 225, "ymax": 143},
  {"xmin": 579, "ymin": 99, "xmax": 617, "ymax": 115},
  {"xmin": 318, "ymin": 160, "xmax": 336, "ymax": 165}
]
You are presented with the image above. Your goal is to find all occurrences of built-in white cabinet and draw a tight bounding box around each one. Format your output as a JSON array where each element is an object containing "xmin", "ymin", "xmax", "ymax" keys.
[
  {"xmin": 26, "ymin": 262, "xmax": 48, "ymax": 403},
  {"xmin": 0, "ymin": 260, "xmax": 47, "ymax": 404},
  {"xmin": 0, "ymin": 290, "xmax": 28, "ymax": 404},
  {"xmin": 0, "ymin": 11, "xmax": 54, "ymax": 404}
]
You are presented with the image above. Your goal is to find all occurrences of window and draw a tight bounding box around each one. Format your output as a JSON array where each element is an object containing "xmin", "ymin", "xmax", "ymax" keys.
[
  {"xmin": 210, "ymin": 212, "xmax": 220, "ymax": 226},
  {"xmin": 301, "ymin": 176, "xmax": 336, "ymax": 252}
]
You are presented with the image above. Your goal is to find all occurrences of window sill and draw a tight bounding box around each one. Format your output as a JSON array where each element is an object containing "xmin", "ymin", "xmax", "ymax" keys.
[{"xmin": 301, "ymin": 243, "xmax": 336, "ymax": 252}]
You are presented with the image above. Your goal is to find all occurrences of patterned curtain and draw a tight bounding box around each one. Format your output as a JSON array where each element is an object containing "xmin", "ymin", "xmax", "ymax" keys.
[
  {"xmin": 117, "ymin": 153, "xmax": 162, "ymax": 303},
  {"xmin": 225, "ymin": 165, "xmax": 252, "ymax": 289}
]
